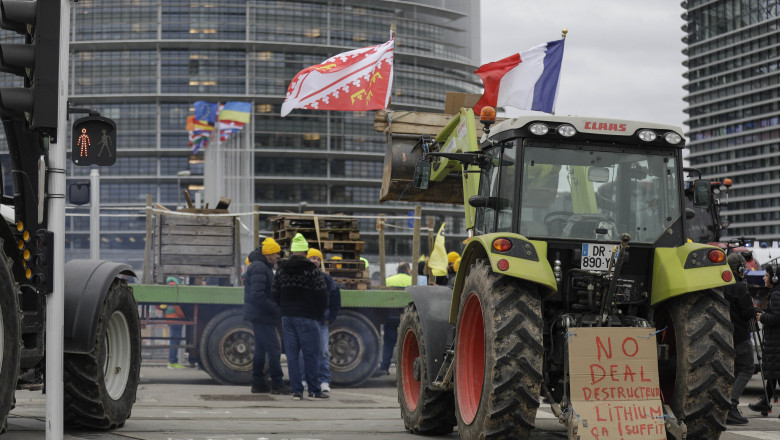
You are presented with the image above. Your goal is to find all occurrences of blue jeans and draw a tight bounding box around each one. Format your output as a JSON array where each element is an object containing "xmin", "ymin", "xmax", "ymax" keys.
[
  {"xmin": 252, "ymin": 321, "xmax": 284, "ymax": 387},
  {"xmin": 379, "ymin": 315, "xmax": 400, "ymax": 371},
  {"xmin": 168, "ymin": 324, "xmax": 183, "ymax": 364},
  {"xmin": 298, "ymin": 321, "xmax": 331, "ymax": 385},
  {"xmin": 282, "ymin": 316, "xmax": 321, "ymax": 395}
]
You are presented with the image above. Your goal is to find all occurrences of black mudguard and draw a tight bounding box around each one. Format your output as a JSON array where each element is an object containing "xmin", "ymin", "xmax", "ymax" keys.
[
  {"xmin": 407, "ymin": 285, "xmax": 455, "ymax": 382},
  {"xmin": 63, "ymin": 259, "xmax": 136, "ymax": 354}
]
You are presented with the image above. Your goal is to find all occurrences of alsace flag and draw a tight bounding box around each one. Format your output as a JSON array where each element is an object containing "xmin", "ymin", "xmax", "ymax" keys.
[
  {"xmin": 281, "ymin": 39, "xmax": 394, "ymax": 117},
  {"xmin": 473, "ymin": 39, "xmax": 565, "ymax": 114}
]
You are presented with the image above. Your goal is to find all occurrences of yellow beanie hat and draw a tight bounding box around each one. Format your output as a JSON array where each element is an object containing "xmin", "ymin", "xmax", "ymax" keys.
[
  {"xmin": 448, "ymin": 251, "xmax": 460, "ymax": 264},
  {"xmin": 453, "ymin": 257, "xmax": 461, "ymax": 272},
  {"xmin": 290, "ymin": 233, "xmax": 309, "ymax": 252},
  {"xmin": 261, "ymin": 237, "xmax": 281, "ymax": 255},
  {"xmin": 307, "ymin": 248, "xmax": 323, "ymax": 259}
]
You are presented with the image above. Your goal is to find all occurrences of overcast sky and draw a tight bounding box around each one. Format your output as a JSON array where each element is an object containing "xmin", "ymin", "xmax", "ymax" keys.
[{"xmin": 480, "ymin": 1, "xmax": 688, "ymax": 129}]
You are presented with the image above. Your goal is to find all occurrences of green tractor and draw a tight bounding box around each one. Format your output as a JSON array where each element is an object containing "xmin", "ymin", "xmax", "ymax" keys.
[{"xmin": 382, "ymin": 108, "xmax": 735, "ymax": 439}]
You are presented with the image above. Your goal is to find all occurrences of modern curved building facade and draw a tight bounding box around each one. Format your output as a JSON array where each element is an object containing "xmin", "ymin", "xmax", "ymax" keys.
[
  {"xmin": 682, "ymin": 1, "xmax": 780, "ymax": 244},
  {"xmin": 1, "ymin": 1, "xmax": 482, "ymax": 271}
]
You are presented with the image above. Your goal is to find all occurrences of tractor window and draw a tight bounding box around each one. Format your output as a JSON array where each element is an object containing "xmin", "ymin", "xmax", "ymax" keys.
[
  {"xmin": 518, "ymin": 143, "xmax": 680, "ymax": 244},
  {"xmin": 473, "ymin": 146, "xmax": 515, "ymax": 234}
]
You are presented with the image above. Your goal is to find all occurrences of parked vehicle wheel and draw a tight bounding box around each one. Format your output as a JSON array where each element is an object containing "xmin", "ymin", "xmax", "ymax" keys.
[
  {"xmin": 199, "ymin": 308, "xmax": 253, "ymax": 385},
  {"xmin": 655, "ymin": 290, "xmax": 733, "ymax": 439},
  {"xmin": 64, "ymin": 279, "xmax": 141, "ymax": 429},
  {"xmin": 397, "ymin": 303, "xmax": 455, "ymax": 434},
  {"xmin": 329, "ymin": 310, "xmax": 380, "ymax": 386},
  {"xmin": 454, "ymin": 261, "xmax": 544, "ymax": 440},
  {"xmin": 0, "ymin": 254, "xmax": 20, "ymax": 433}
]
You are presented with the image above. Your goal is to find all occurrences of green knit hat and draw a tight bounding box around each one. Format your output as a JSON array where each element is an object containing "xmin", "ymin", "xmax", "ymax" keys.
[{"xmin": 290, "ymin": 233, "xmax": 309, "ymax": 252}]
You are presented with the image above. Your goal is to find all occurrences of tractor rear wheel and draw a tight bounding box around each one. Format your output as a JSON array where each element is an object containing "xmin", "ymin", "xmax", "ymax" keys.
[
  {"xmin": 454, "ymin": 261, "xmax": 544, "ymax": 440},
  {"xmin": 397, "ymin": 303, "xmax": 455, "ymax": 434},
  {"xmin": 655, "ymin": 290, "xmax": 733, "ymax": 439},
  {"xmin": 64, "ymin": 279, "xmax": 141, "ymax": 429},
  {"xmin": 0, "ymin": 254, "xmax": 20, "ymax": 434}
]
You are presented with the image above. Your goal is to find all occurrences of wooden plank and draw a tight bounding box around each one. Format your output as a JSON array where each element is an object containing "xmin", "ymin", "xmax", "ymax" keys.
[
  {"xmin": 321, "ymin": 240, "xmax": 364, "ymax": 252},
  {"xmin": 158, "ymin": 265, "xmax": 234, "ymax": 276},
  {"xmin": 160, "ymin": 254, "xmax": 234, "ymax": 265},
  {"xmin": 160, "ymin": 244, "xmax": 234, "ymax": 256},
  {"xmin": 161, "ymin": 215, "xmax": 234, "ymax": 227},
  {"xmin": 161, "ymin": 225, "xmax": 235, "ymax": 236},
  {"xmin": 160, "ymin": 235, "xmax": 234, "ymax": 246}
]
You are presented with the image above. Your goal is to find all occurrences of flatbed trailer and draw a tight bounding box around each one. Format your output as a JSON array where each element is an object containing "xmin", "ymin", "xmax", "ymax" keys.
[{"xmin": 132, "ymin": 283, "xmax": 412, "ymax": 387}]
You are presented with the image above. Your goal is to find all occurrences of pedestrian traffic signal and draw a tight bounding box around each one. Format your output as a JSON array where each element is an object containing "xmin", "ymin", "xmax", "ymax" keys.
[
  {"xmin": 0, "ymin": 0, "xmax": 61, "ymax": 134},
  {"xmin": 72, "ymin": 116, "xmax": 117, "ymax": 166}
]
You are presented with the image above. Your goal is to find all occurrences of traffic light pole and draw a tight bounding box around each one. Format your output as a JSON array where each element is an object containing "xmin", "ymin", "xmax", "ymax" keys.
[{"xmin": 45, "ymin": 1, "xmax": 70, "ymax": 438}]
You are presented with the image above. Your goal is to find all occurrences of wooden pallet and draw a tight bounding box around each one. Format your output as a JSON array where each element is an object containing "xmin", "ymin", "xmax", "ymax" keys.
[
  {"xmin": 327, "ymin": 269, "xmax": 369, "ymax": 279},
  {"xmin": 332, "ymin": 277, "xmax": 369, "ymax": 290},
  {"xmin": 323, "ymin": 259, "xmax": 366, "ymax": 271},
  {"xmin": 271, "ymin": 216, "xmax": 358, "ymax": 231},
  {"xmin": 321, "ymin": 240, "xmax": 364, "ymax": 252}
]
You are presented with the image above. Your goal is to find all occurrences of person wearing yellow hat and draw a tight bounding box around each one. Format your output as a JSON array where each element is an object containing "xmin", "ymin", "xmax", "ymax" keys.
[
  {"xmin": 373, "ymin": 262, "xmax": 412, "ymax": 377},
  {"xmin": 243, "ymin": 237, "xmax": 287, "ymax": 394},
  {"xmin": 331, "ymin": 255, "xmax": 342, "ymax": 269},
  {"xmin": 446, "ymin": 251, "xmax": 460, "ymax": 286},
  {"xmin": 274, "ymin": 233, "xmax": 328, "ymax": 400},
  {"xmin": 306, "ymin": 247, "xmax": 341, "ymax": 393}
]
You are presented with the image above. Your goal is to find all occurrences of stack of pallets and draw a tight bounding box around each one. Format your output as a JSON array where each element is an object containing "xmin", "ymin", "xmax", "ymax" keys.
[{"xmin": 270, "ymin": 214, "xmax": 369, "ymax": 289}]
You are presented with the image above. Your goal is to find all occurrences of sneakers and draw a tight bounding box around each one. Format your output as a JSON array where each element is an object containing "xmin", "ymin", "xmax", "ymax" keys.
[
  {"xmin": 749, "ymin": 397, "xmax": 771, "ymax": 413},
  {"xmin": 167, "ymin": 362, "xmax": 186, "ymax": 369},
  {"xmin": 320, "ymin": 382, "xmax": 331, "ymax": 393},
  {"xmin": 727, "ymin": 405, "xmax": 749, "ymax": 425},
  {"xmin": 372, "ymin": 369, "xmax": 389, "ymax": 378},
  {"xmin": 251, "ymin": 383, "xmax": 270, "ymax": 394},
  {"xmin": 308, "ymin": 392, "xmax": 329, "ymax": 399},
  {"xmin": 269, "ymin": 384, "xmax": 290, "ymax": 395},
  {"xmin": 292, "ymin": 392, "xmax": 303, "ymax": 401}
]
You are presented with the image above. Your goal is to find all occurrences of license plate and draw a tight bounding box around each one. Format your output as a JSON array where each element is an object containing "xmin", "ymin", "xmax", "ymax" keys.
[{"xmin": 581, "ymin": 243, "xmax": 614, "ymax": 272}]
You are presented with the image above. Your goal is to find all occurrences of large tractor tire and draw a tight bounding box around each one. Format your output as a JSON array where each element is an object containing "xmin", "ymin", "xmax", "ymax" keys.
[
  {"xmin": 329, "ymin": 310, "xmax": 380, "ymax": 386},
  {"xmin": 199, "ymin": 308, "xmax": 254, "ymax": 385},
  {"xmin": 397, "ymin": 303, "xmax": 455, "ymax": 434},
  {"xmin": 655, "ymin": 290, "xmax": 733, "ymax": 440},
  {"xmin": 0, "ymin": 254, "xmax": 20, "ymax": 434},
  {"xmin": 64, "ymin": 278, "xmax": 141, "ymax": 429},
  {"xmin": 454, "ymin": 261, "xmax": 544, "ymax": 440}
]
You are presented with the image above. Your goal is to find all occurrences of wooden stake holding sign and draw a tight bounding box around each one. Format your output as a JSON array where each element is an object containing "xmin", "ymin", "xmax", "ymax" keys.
[{"xmin": 567, "ymin": 327, "xmax": 667, "ymax": 440}]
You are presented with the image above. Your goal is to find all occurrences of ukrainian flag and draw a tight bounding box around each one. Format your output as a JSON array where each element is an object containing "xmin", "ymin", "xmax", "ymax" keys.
[{"xmin": 218, "ymin": 102, "xmax": 251, "ymax": 124}]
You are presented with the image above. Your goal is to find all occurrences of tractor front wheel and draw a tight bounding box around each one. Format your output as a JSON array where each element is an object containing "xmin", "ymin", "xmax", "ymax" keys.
[
  {"xmin": 397, "ymin": 303, "xmax": 455, "ymax": 434},
  {"xmin": 454, "ymin": 261, "xmax": 544, "ymax": 440},
  {"xmin": 656, "ymin": 290, "xmax": 733, "ymax": 439},
  {"xmin": 0, "ymin": 253, "xmax": 20, "ymax": 433}
]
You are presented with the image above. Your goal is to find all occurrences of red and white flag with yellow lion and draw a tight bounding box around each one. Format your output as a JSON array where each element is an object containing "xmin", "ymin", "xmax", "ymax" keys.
[{"xmin": 281, "ymin": 39, "xmax": 394, "ymax": 117}]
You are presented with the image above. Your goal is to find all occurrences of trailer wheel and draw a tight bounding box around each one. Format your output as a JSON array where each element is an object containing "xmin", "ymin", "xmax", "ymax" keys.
[
  {"xmin": 199, "ymin": 308, "xmax": 254, "ymax": 385},
  {"xmin": 64, "ymin": 279, "xmax": 141, "ymax": 429},
  {"xmin": 329, "ymin": 310, "xmax": 380, "ymax": 386},
  {"xmin": 655, "ymin": 290, "xmax": 733, "ymax": 439},
  {"xmin": 0, "ymin": 255, "xmax": 20, "ymax": 434},
  {"xmin": 397, "ymin": 303, "xmax": 455, "ymax": 434},
  {"xmin": 454, "ymin": 261, "xmax": 543, "ymax": 440}
]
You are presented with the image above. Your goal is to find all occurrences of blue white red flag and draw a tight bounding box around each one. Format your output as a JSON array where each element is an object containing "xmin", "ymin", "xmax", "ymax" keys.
[{"xmin": 473, "ymin": 39, "xmax": 565, "ymax": 114}]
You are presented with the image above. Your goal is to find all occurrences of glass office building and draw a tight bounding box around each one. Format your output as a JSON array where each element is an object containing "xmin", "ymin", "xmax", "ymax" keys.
[
  {"xmin": 682, "ymin": 1, "xmax": 780, "ymax": 243},
  {"xmin": 0, "ymin": 1, "xmax": 482, "ymax": 272}
]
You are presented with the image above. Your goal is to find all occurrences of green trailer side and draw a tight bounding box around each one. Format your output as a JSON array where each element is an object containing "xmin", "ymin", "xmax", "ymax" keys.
[{"xmin": 132, "ymin": 284, "xmax": 412, "ymax": 387}]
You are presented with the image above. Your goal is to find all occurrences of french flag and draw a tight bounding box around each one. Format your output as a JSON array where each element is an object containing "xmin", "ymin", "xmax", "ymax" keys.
[{"xmin": 473, "ymin": 39, "xmax": 565, "ymax": 114}]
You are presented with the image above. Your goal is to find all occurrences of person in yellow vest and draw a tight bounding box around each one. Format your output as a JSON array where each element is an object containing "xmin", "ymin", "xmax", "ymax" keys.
[
  {"xmin": 374, "ymin": 262, "xmax": 412, "ymax": 377},
  {"xmin": 163, "ymin": 277, "xmax": 187, "ymax": 369}
]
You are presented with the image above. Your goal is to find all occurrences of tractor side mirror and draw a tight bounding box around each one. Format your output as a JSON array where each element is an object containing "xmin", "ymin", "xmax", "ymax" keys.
[
  {"xmin": 692, "ymin": 179, "xmax": 710, "ymax": 207},
  {"xmin": 413, "ymin": 160, "xmax": 431, "ymax": 189}
]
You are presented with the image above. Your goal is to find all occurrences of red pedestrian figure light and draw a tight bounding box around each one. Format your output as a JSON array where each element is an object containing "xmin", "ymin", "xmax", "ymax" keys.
[{"xmin": 77, "ymin": 128, "xmax": 91, "ymax": 157}]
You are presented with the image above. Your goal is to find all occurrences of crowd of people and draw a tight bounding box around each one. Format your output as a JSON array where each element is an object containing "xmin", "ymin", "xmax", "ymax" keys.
[{"xmin": 243, "ymin": 233, "xmax": 340, "ymax": 400}]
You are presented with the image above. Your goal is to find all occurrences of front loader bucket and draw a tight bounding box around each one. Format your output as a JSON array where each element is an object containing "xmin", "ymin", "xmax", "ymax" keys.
[{"xmin": 379, "ymin": 135, "xmax": 463, "ymax": 204}]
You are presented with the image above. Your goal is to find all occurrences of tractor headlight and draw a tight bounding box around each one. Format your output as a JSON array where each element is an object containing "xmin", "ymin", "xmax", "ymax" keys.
[
  {"xmin": 638, "ymin": 129, "xmax": 657, "ymax": 142},
  {"xmin": 557, "ymin": 124, "xmax": 577, "ymax": 137},
  {"xmin": 529, "ymin": 123, "xmax": 549, "ymax": 135},
  {"xmin": 663, "ymin": 132, "xmax": 682, "ymax": 144}
]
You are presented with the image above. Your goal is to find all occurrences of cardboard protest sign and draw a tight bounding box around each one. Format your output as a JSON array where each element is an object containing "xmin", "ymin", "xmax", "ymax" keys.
[{"xmin": 567, "ymin": 327, "xmax": 666, "ymax": 440}]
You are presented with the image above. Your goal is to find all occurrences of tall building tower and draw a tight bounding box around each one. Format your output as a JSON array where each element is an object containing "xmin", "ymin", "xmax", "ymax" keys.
[
  {"xmin": 682, "ymin": 2, "xmax": 780, "ymax": 244},
  {"xmin": 0, "ymin": 1, "xmax": 482, "ymax": 272}
]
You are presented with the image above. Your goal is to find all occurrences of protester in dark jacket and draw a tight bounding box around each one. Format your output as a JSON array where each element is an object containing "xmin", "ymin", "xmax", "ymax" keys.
[
  {"xmin": 750, "ymin": 263, "xmax": 780, "ymax": 415},
  {"xmin": 306, "ymin": 248, "xmax": 341, "ymax": 392},
  {"xmin": 725, "ymin": 253, "xmax": 757, "ymax": 425},
  {"xmin": 243, "ymin": 238, "xmax": 287, "ymax": 395},
  {"xmin": 273, "ymin": 233, "xmax": 328, "ymax": 400}
]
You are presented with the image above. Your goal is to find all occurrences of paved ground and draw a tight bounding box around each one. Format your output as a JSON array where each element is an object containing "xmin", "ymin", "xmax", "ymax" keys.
[{"xmin": 7, "ymin": 362, "xmax": 780, "ymax": 439}]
